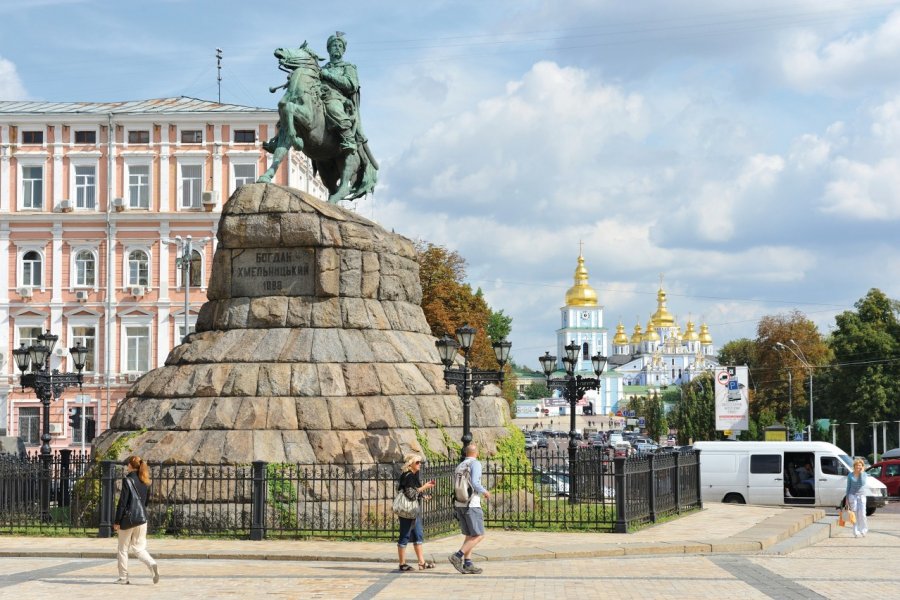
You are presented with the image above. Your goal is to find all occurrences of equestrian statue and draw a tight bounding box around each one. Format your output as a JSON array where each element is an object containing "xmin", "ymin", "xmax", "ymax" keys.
[{"xmin": 258, "ymin": 32, "xmax": 378, "ymax": 204}]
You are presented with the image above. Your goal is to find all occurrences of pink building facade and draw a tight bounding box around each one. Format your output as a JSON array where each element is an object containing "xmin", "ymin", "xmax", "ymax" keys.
[{"xmin": 0, "ymin": 97, "xmax": 327, "ymax": 451}]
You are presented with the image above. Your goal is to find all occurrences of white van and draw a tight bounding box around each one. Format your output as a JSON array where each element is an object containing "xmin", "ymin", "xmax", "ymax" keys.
[{"xmin": 694, "ymin": 441, "xmax": 888, "ymax": 515}]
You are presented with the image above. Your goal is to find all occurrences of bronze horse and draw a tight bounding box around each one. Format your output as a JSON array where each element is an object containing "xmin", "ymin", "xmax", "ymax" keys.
[{"xmin": 258, "ymin": 43, "xmax": 377, "ymax": 204}]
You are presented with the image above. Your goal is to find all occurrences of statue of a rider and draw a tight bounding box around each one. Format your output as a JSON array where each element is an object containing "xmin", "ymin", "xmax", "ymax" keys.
[{"xmin": 320, "ymin": 32, "xmax": 364, "ymax": 155}]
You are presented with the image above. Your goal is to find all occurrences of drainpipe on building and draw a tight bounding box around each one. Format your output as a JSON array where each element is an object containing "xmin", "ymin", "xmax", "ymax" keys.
[{"xmin": 105, "ymin": 113, "xmax": 114, "ymax": 433}]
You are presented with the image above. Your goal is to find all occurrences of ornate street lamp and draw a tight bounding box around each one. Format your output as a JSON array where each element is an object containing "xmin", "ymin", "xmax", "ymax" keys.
[
  {"xmin": 12, "ymin": 331, "xmax": 87, "ymax": 521},
  {"xmin": 436, "ymin": 324, "xmax": 511, "ymax": 456},
  {"xmin": 540, "ymin": 343, "xmax": 607, "ymax": 503}
]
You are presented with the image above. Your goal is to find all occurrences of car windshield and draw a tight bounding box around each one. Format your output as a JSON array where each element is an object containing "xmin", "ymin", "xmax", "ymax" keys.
[{"xmin": 838, "ymin": 454, "xmax": 853, "ymax": 469}]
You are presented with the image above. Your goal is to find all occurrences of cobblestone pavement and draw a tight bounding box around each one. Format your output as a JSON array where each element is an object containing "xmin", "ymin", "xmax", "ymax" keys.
[{"xmin": 1, "ymin": 508, "xmax": 898, "ymax": 599}]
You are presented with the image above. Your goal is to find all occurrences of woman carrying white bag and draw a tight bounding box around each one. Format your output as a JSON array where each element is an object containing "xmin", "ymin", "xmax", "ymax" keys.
[{"xmin": 393, "ymin": 454, "xmax": 436, "ymax": 571}]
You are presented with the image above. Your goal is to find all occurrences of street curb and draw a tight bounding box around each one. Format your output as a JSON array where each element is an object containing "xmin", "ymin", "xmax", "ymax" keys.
[{"xmin": 0, "ymin": 507, "xmax": 827, "ymax": 562}]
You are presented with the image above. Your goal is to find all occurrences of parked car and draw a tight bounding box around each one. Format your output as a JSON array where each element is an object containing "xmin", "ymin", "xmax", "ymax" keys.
[
  {"xmin": 537, "ymin": 472, "xmax": 570, "ymax": 496},
  {"xmin": 613, "ymin": 441, "xmax": 632, "ymax": 458},
  {"xmin": 634, "ymin": 442, "xmax": 659, "ymax": 454},
  {"xmin": 868, "ymin": 459, "xmax": 900, "ymax": 497},
  {"xmin": 535, "ymin": 436, "xmax": 549, "ymax": 449},
  {"xmin": 524, "ymin": 437, "xmax": 537, "ymax": 450}
]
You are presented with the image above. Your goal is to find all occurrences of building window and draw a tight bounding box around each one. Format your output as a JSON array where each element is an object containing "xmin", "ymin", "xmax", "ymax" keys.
[
  {"xmin": 18, "ymin": 407, "xmax": 40, "ymax": 445},
  {"xmin": 234, "ymin": 129, "xmax": 255, "ymax": 143},
  {"xmin": 127, "ymin": 250, "xmax": 149, "ymax": 286},
  {"xmin": 233, "ymin": 163, "xmax": 256, "ymax": 190},
  {"xmin": 180, "ymin": 164, "xmax": 202, "ymax": 209},
  {"xmin": 72, "ymin": 406, "xmax": 96, "ymax": 444},
  {"xmin": 127, "ymin": 165, "xmax": 150, "ymax": 209},
  {"xmin": 71, "ymin": 326, "xmax": 97, "ymax": 372},
  {"xmin": 22, "ymin": 251, "xmax": 42, "ymax": 287},
  {"xmin": 74, "ymin": 250, "xmax": 96, "ymax": 287},
  {"xmin": 189, "ymin": 249, "xmax": 203, "ymax": 287},
  {"xmin": 582, "ymin": 342, "xmax": 589, "ymax": 360},
  {"xmin": 74, "ymin": 130, "xmax": 96, "ymax": 144},
  {"xmin": 18, "ymin": 326, "xmax": 44, "ymax": 349},
  {"xmin": 177, "ymin": 323, "xmax": 196, "ymax": 343},
  {"xmin": 181, "ymin": 129, "xmax": 203, "ymax": 143},
  {"xmin": 74, "ymin": 165, "xmax": 96, "ymax": 209},
  {"xmin": 128, "ymin": 130, "xmax": 150, "ymax": 144},
  {"xmin": 22, "ymin": 131, "xmax": 43, "ymax": 144},
  {"xmin": 126, "ymin": 326, "xmax": 150, "ymax": 372},
  {"xmin": 22, "ymin": 165, "xmax": 43, "ymax": 209}
]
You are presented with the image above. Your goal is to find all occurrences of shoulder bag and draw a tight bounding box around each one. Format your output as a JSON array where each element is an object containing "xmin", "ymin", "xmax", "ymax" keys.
[
  {"xmin": 119, "ymin": 477, "xmax": 148, "ymax": 530},
  {"xmin": 391, "ymin": 475, "xmax": 419, "ymax": 519}
]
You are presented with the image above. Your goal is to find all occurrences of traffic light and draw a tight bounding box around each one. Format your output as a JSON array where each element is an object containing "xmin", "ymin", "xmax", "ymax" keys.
[
  {"xmin": 68, "ymin": 407, "xmax": 82, "ymax": 430},
  {"xmin": 85, "ymin": 418, "xmax": 96, "ymax": 442}
]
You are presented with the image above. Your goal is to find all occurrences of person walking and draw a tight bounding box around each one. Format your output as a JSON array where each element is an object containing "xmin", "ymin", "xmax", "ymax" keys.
[
  {"xmin": 449, "ymin": 444, "xmax": 490, "ymax": 575},
  {"xmin": 396, "ymin": 454, "xmax": 436, "ymax": 571},
  {"xmin": 845, "ymin": 457, "xmax": 869, "ymax": 538},
  {"xmin": 113, "ymin": 455, "xmax": 159, "ymax": 584}
]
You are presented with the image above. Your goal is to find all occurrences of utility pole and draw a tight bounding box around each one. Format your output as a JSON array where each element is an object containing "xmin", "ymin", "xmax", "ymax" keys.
[
  {"xmin": 848, "ymin": 423, "xmax": 857, "ymax": 458},
  {"xmin": 216, "ymin": 48, "xmax": 223, "ymax": 103}
]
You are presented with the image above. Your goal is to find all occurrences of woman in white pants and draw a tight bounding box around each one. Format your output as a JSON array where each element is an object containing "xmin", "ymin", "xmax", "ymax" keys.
[
  {"xmin": 845, "ymin": 458, "xmax": 869, "ymax": 538},
  {"xmin": 113, "ymin": 455, "xmax": 159, "ymax": 584}
]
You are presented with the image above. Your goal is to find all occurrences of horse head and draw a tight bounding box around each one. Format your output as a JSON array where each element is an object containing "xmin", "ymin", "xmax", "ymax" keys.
[{"xmin": 274, "ymin": 42, "xmax": 323, "ymax": 73}]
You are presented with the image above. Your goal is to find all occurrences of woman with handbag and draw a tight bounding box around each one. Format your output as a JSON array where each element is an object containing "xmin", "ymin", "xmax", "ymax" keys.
[
  {"xmin": 113, "ymin": 455, "xmax": 159, "ymax": 584},
  {"xmin": 395, "ymin": 453, "xmax": 436, "ymax": 571},
  {"xmin": 845, "ymin": 458, "xmax": 869, "ymax": 538}
]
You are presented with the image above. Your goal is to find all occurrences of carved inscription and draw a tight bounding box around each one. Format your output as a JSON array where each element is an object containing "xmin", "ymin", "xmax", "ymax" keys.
[{"xmin": 231, "ymin": 248, "xmax": 315, "ymax": 297}]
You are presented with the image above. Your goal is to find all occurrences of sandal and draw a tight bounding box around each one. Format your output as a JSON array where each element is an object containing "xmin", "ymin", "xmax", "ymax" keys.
[
  {"xmin": 418, "ymin": 561, "xmax": 436, "ymax": 570},
  {"xmin": 399, "ymin": 564, "xmax": 414, "ymax": 572}
]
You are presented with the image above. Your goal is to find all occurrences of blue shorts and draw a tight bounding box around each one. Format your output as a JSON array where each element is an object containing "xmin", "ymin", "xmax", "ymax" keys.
[
  {"xmin": 455, "ymin": 507, "xmax": 484, "ymax": 536},
  {"xmin": 397, "ymin": 516, "xmax": 424, "ymax": 547}
]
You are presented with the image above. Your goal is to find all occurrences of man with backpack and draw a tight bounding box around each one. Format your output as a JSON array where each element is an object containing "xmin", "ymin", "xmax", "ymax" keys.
[{"xmin": 449, "ymin": 444, "xmax": 490, "ymax": 574}]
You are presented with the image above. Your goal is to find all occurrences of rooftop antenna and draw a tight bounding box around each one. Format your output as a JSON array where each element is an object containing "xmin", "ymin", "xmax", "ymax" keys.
[{"xmin": 216, "ymin": 48, "xmax": 223, "ymax": 103}]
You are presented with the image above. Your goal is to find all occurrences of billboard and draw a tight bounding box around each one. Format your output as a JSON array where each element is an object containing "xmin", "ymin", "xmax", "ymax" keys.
[{"xmin": 714, "ymin": 366, "xmax": 749, "ymax": 431}]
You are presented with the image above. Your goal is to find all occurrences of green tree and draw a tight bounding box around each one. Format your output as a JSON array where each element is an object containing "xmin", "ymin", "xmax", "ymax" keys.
[
  {"xmin": 821, "ymin": 289, "xmax": 900, "ymax": 455},
  {"xmin": 486, "ymin": 309, "xmax": 513, "ymax": 342},
  {"xmin": 642, "ymin": 392, "xmax": 668, "ymax": 442},
  {"xmin": 522, "ymin": 382, "xmax": 550, "ymax": 399},
  {"xmin": 718, "ymin": 338, "xmax": 757, "ymax": 369},
  {"xmin": 670, "ymin": 374, "xmax": 716, "ymax": 444}
]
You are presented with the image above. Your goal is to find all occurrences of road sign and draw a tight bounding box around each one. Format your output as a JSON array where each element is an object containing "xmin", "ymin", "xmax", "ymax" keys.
[{"xmin": 638, "ymin": 417, "xmax": 646, "ymax": 427}]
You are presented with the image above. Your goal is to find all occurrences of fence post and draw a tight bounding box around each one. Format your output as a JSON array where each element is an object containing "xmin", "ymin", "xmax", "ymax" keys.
[
  {"xmin": 648, "ymin": 453, "xmax": 657, "ymax": 523},
  {"xmin": 250, "ymin": 460, "xmax": 267, "ymax": 541},
  {"xmin": 613, "ymin": 456, "xmax": 627, "ymax": 533},
  {"xmin": 98, "ymin": 460, "xmax": 115, "ymax": 538},
  {"xmin": 59, "ymin": 449, "xmax": 72, "ymax": 508},
  {"xmin": 694, "ymin": 449, "xmax": 703, "ymax": 510},
  {"xmin": 673, "ymin": 450, "xmax": 682, "ymax": 514}
]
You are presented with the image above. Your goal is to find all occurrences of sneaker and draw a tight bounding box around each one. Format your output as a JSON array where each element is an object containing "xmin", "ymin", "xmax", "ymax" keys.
[
  {"xmin": 151, "ymin": 564, "xmax": 160, "ymax": 584},
  {"xmin": 448, "ymin": 553, "xmax": 464, "ymax": 574},
  {"xmin": 115, "ymin": 578, "xmax": 130, "ymax": 585},
  {"xmin": 462, "ymin": 563, "xmax": 483, "ymax": 574}
]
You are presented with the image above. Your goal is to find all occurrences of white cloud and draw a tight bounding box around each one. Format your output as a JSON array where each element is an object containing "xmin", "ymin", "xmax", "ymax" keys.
[
  {"xmin": 822, "ymin": 157, "xmax": 900, "ymax": 219},
  {"xmin": 0, "ymin": 56, "xmax": 26, "ymax": 100},
  {"xmin": 781, "ymin": 9, "xmax": 900, "ymax": 93}
]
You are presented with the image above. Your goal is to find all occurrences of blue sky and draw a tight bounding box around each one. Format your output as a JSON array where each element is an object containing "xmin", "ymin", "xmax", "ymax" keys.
[{"xmin": 3, "ymin": 0, "xmax": 900, "ymax": 368}]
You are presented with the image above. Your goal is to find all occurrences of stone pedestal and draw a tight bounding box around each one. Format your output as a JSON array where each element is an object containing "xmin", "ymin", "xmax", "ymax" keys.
[{"xmin": 94, "ymin": 184, "xmax": 510, "ymax": 464}]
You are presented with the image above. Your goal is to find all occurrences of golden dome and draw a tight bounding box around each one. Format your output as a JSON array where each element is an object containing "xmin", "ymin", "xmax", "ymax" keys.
[
  {"xmin": 699, "ymin": 323, "xmax": 713, "ymax": 344},
  {"xmin": 613, "ymin": 322, "xmax": 629, "ymax": 345},
  {"xmin": 643, "ymin": 319, "xmax": 660, "ymax": 342},
  {"xmin": 630, "ymin": 323, "xmax": 643, "ymax": 344},
  {"xmin": 683, "ymin": 320, "xmax": 700, "ymax": 341},
  {"xmin": 564, "ymin": 254, "xmax": 599, "ymax": 307},
  {"xmin": 651, "ymin": 287, "xmax": 676, "ymax": 327}
]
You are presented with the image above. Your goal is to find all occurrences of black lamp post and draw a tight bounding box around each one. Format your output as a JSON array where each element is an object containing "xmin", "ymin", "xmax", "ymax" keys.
[
  {"xmin": 12, "ymin": 331, "xmax": 88, "ymax": 521},
  {"xmin": 540, "ymin": 342, "xmax": 607, "ymax": 504},
  {"xmin": 436, "ymin": 324, "xmax": 512, "ymax": 456}
]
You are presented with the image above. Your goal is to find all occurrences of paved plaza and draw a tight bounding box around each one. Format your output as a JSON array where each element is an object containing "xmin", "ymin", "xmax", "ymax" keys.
[{"xmin": 1, "ymin": 502, "xmax": 898, "ymax": 599}]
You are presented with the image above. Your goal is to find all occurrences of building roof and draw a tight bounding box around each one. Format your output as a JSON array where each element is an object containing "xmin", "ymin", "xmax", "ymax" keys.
[{"xmin": 0, "ymin": 96, "xmax": 272, "ymax": 115}]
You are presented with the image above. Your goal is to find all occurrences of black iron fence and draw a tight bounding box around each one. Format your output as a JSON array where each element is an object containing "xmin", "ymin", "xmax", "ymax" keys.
[{"xmin": 0, "ymin": 448, "xmax": 701, "ymax": 539}]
